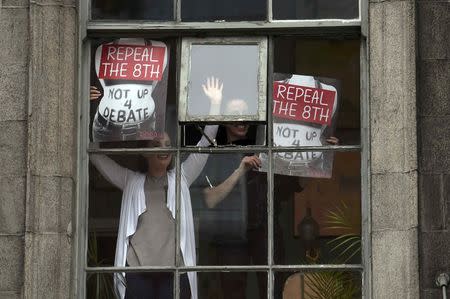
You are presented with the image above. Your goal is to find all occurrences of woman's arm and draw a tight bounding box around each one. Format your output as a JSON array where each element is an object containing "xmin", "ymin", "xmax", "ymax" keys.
[
  {"xmin": 181, "ymin": 125, "xmax": 218, "ymax": 186},
  {"xmin": 181, "ymin": 77, "xmax": 223, "ymax": 185},
  {"xmin": 203, "ymin": 155, "xmax": 261, "ymax": 208},
  {"xmin": 90, "ymin": 154, "xmax": 131, "ymax": 191}
]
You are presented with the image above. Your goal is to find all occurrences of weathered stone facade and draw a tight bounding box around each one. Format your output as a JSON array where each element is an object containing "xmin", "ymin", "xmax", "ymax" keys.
[
  {"xmin": 0, "ymin": 0, "xmax": 77, "ymax": 298},
  {"xmin": 0, "ymin": 0, "xmax": 448, "ymax": 297},
  {"xmin": 417, "ymin": 0, "xmax": 450, "ymax": 297}
]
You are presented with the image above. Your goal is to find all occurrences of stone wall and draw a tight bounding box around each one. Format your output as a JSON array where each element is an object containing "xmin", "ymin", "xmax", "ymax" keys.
[
  {"xmin": 369, "ymin": 0, "xmax": 420, "ymax": 297},
  {"xmin": 0, "ymin": 0, "xmax": 77, "ymax": 298},
  {"xmin": 417, "ymin": 0, "xmax": 450, "ymax": 297}
]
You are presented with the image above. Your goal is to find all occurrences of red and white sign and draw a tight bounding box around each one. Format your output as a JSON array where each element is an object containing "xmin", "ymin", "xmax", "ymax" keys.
[
  {"xmin": 273, "ymin": 82, "xmax": 336, "ymax": 125},
  {"xmin": 98, "ymin": 44, "xmax": 166, "ymax": 81}
]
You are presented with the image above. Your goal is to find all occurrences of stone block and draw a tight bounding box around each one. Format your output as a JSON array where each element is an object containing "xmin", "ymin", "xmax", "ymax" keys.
[
  {"xmin": 421, "ymin": 289, "xmax": 450, "ymax": 299},
  {"xmin": 26, "ymin": 176, "xmax": 73, "ymax": 233},
  {"xmin": 0, "ymin": 7, "xmax": 29, "ymax": 66},
  {"xmin": 0, "ymin": 121, "xmax": 27, "ymax": 176},
  {"xmin": 0, "ymin": 176, "xmax": 26, "ymax": 234},
  {"xmin": 24, "ymin": 233, "xmax": 72, "ymax": 299},
  {"xmin": 0, "ymin": 291, "xmax": 21, "ymax": 299},
  {"xmin": 419, "ymin": 116, "xmax": 450, "ymax": 157},
  {"xmin": 369, "ymin": 1, "xmax": 417, "ymax": 174},
  {"xmin": 420, "ymin": 231, "xmax": 450, "ymax": 289},
  {"xmin": 0, "ymin": 236, "xmax": 24, "ymax": 291},
  {"xmin": 28, "ymin": 5, "xmax": 77, "ymax": 177},
  {"xmin": 419, "ymin": 116, "xmax": 450, "ymax": 174},
  {"xmin": 32, "ymin": 0, "xmax": 76, "ymax": 6},
  {"xmin": 2, "ymin": 0, "xmax": 29, "ymax": 6},
  {"xmin": 418, "ymin": 60, "xmax": 450, "ymax": 117},
  {"xmin": 419, "ymin": 148, "xmax": 450, "ymax": 174},
  {"xmin": 372, "ymin": 172, "xmax": 418, "ymax": 231},
  {"xmin": 419, "ymin": 174, "xmax": 445, "ymax": 231},
  {"xmin": 372, "ymin": 229, "xmax": 419, "ymax": 299},
  {"xmin": 0, "ymin": 64, "xmax": 28, "ymax": 122},
  {"xmin": 418, "ymin": 2, "xmax": 450, "ymax": 60}
]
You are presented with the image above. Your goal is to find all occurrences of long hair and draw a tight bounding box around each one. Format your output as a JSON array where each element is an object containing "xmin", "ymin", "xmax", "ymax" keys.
[{"xmin": 136, "ymin": 138, "xmax": 175, "ymax": 173}]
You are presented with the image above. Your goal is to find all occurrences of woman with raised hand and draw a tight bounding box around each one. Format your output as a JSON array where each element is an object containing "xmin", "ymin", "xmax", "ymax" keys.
[{"xmin": 90, "ymin": 77, "xmax": 223, "ymax": 299}]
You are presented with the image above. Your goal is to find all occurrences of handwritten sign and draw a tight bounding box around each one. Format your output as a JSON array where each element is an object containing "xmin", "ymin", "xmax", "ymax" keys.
[
  {"xmin": 257, "ymin": 74, "xmax": 340, "ymax": 178},
  {"xmin": 273, "ymin": 82, "xmax": 336, "ymax": 125},
  {"xmin": 98, "ymin": 44, "xmax": 166, "ymax": 81},
  {"xmin": 92, "ymin": 39, "xmax": 169, "ymax": 142}
]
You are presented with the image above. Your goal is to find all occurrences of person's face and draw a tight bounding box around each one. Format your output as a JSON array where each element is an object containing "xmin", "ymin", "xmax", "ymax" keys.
[
  {"xmin": 144, "ymin": 133, "xmax": 172, "ymax": 170},
  {"xmin": 225, "ymin": 123, "xmax": 249, "ymax": 141},
  {"xmin": 225, "ymin": 99, "xmax": 249, "ymax": 116}
]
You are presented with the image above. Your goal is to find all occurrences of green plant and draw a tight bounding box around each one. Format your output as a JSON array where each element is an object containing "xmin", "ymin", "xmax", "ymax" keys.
[
  {"xmin": 302, "ymin": 200, "xmax": 362, "ymax": 299},
  {"xmin": 86, "ymin": 233, "xmax": 116, "ymax": 299},
  {"xmin": 304, "ymin": 271, "xmax": 360, "ymax": 299},
  {"xmin": 325, "ymin": 200, "xmax": 361, "ymax": 263}
]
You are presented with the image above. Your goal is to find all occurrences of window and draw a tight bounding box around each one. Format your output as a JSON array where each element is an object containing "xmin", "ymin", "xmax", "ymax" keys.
[{"xmin": 78, "ymin": 0, "xmax": 367, "ymax": 298}]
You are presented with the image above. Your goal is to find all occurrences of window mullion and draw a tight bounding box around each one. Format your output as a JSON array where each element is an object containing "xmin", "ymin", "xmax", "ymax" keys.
[{"xmin": 267, "ymin": 35, "xmax": 274, "ymax": 299}]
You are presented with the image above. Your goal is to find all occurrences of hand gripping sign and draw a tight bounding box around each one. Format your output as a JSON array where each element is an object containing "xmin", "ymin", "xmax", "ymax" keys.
[
  {"xmin": 260, "ymin": 74, "xmax": 339, "ymax": 178},
  {"xmin": 92, "ymin": 38, "xmax": 169, "ymax": 142}
]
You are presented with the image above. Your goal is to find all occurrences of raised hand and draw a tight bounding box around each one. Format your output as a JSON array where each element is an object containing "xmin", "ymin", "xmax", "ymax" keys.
[
  {"xmin": 90, "ymin": 86, "xmax": 102, "ymax": 101},
  {"xmin": 202, "ymin": 76, "xmax": 223, "ymax": 106}
]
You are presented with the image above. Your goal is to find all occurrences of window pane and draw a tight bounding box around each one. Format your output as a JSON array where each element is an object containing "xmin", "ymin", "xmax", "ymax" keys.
[
  {"xmin": 87, "ymin": 272, "xmax": 178, "ymax": 298},
  {"xmin": 182, "ymin": 125, "xmax": 266, "ymax": 146},
  {"xmin": 272, "ymin": 151, "xmax": 361, "ymax": 265},
  {"xmin": 275, "ymin": 271, "xmax": 361, "ymax": 299},
  {"xmin": 179, "ymin": 38, "xmax": 267, "ymax": 122},
  {"xmin": 181, "ymin": 0, "xmax": 266, "ymax": 21},
  {"xmin": 88, "ymin": 154, "xmax": 177, "ymax": 267},
  {"xmin": 189, "ymin": 153, "xmax": 268, "ymax": 266},
  {"xmin": 89, "ymin": 38, "xmax": 177, "ymax": 146},
  {"xmin": 197, "ymin": 272, "xmax": 267, "ymax": 299},
  {"xmin": 91, "ymin": 0, "xmax": 173, "ymax": 20},
  {"xmin": 273, "ymin": 0, "xmax": 358, "ymax": 20},
  {"xmin": 273, "ymin": 38, "xmax": 360, "ymax": 146}
]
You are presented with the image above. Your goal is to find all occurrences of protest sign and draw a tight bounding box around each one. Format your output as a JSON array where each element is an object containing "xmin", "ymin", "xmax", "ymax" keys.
[
  {"xmin": 91, "ymin": 38, "xmax": 169, "ymax": 142},
  {"xmin": 259, "ymin": 74, "xmax": 339, "ymax": 178}
]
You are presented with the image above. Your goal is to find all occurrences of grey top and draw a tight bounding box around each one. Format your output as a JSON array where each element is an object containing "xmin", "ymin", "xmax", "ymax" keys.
[{"xmin": 127, "ymin": 175, "xmax": 182, "ymax": 266}]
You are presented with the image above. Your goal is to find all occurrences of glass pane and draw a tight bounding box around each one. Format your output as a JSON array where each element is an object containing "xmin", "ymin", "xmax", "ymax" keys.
[
  {"xmin": 181, "ymin": 0, "xmax": 266, "ymax": 21},
  {"xmin": 182, "ymin": 125, "xmax": 266, "ymax": 146},
  {"xmin": 275, "ymin": 271, "xmax": 361, "ymax": 299},
  {"xmin": 189, "ymin": 153, "xmax": 267, "ymax": 266},
  {"xmin": 88, "ymin": 154, "xmax": 177, "ymax": 267},
  {"xmin": 91, "ymin": 0, "xmax": 173, "ymax": 20},
  {"xmin": 197, "ymin": 272, "xmax": 267, "ymax": 299},
  {"xmin": 183, "ymin": 42, "xmax": 264, "ymax": 121},
  {"xmin": 89, "ymin": 38, "xmax": 177, "ymax": 146},
  {"xmin": 273, "ymin": 38, "xmax": 360, "ymax": 146},
  {"xmin": 273, "ymin": 0, "xmax": 358, "ymax": 20},
  {"xmin": 272, "ymin": 151, "xmax": 361, "ymax": 265},
  {"xmin": 87, "ymin": 272, "xmax": 178, "ymax": 298}
]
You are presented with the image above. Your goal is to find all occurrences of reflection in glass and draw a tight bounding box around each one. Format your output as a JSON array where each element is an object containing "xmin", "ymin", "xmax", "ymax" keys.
[
  {"xmin": 91, "ymin": 0, "xmax": 173, "ymax": 20},
  {"xmin": 197, "ymin": 272, "xmax": 267, "ymax": 299},
  {"xmin": 273, "ymin": 152, "xmax": 361, "ymax": 265},
  {"xmin": 187, "ymin": 44, "xmax": 259, "ymax": 118},
  {"xmin": 276, "ymin": 271, "xmax": 361, "ymax": 299},
  {"xmin": 181, "ymin": 0, "xmax": 266, "ymax": 21},
  {"xmin": 189, "ymin": 153, "xmax": 267, "ymax": 266},
  {"xmin": 274, "ymin": 38, "xmax": 360, "ymax": 146},
  {"xmin": 273, "ymin": 0, "xmax": 358, "ymax": 20}
]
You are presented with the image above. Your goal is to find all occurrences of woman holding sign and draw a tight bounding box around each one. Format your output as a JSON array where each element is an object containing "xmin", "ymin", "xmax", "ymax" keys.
[{"xmin": 90, "ymin": 78, "xmax": 223, "ymax": 299}]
